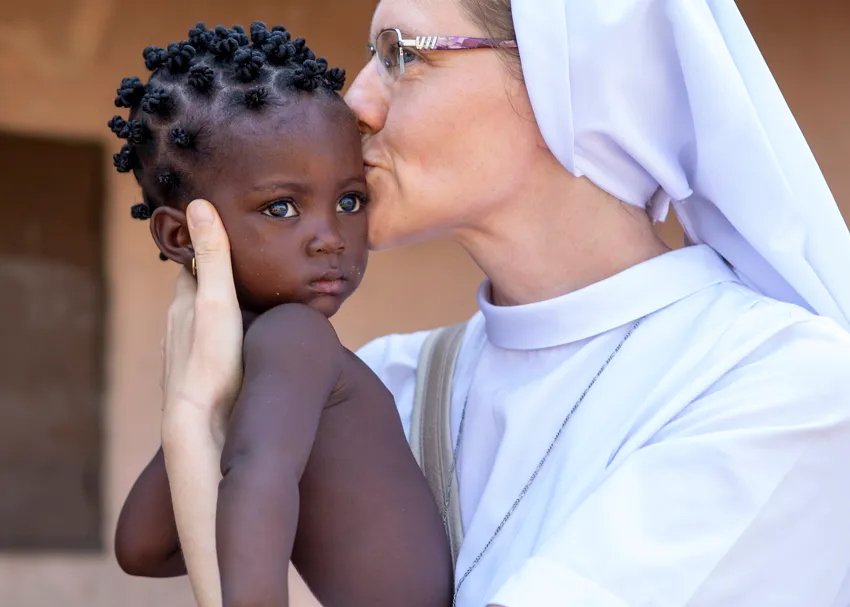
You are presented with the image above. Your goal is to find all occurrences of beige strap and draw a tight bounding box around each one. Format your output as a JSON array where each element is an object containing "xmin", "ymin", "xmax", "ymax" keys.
[{"xmin": 410, "ymin": 323, "xmax": 467, "ymax": 566}]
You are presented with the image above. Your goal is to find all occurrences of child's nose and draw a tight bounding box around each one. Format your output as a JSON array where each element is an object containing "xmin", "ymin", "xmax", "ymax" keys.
[{"xmin": 307, "ymin": 220, "xmax": 345, "ymax": 256}]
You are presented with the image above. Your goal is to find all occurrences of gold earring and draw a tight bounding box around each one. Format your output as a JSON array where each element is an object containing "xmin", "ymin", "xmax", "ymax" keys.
[{"xmin": 191, "ymin": 257, "xmax": 197, "ymax": 277}]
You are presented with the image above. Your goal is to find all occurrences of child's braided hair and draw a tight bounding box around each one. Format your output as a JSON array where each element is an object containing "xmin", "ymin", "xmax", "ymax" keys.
[{"xmin": 108, "ymin": 22, "xmax": 347, "ymax": 234}]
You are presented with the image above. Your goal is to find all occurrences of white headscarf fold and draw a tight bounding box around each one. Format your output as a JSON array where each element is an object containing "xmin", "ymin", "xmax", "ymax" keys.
[{"xmin": 513, "ymin": 0, "xmax": 850, "ymax": 330}]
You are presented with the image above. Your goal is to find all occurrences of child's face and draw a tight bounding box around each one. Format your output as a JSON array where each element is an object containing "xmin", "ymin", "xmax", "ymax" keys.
[{"xmin": 193, "ymin": 98, "xmax": 368, "ymax": 317}]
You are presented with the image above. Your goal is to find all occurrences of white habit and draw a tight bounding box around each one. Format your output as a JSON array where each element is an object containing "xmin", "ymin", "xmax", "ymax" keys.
[
  {"xmin": 357, "ymin": 246, "xmax": 850, "ymax": 606},
  {"xmin": 358, "ymin": 0, "xmax": 850, "ymax": 603}
]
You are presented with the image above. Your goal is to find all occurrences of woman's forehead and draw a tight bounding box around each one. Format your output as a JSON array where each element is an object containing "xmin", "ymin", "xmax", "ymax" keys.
[{"xmin": 370, "ymin": 0, "xmax": 475, "ymax": 39}]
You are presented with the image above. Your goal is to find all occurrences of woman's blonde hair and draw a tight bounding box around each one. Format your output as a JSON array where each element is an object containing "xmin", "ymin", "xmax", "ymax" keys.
[{"xmin": 462, "ymin": 0, "xmax": 522, "ymax": 78}]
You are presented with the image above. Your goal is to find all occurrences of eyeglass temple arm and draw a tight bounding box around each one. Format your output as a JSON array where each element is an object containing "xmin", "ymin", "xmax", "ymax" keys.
[{"xmin": 399, "ymin": 36, "xmax": 518, "ymax": 51}]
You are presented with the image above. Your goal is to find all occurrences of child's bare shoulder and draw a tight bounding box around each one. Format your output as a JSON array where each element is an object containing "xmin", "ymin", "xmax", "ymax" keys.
[{"xmin": 243, "ymin": 303, "xmax": 344, "ymax": 371}]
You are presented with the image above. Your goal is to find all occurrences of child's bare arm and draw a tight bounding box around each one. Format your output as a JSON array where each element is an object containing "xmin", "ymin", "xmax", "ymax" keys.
[
  {"xmin": 114, "ymin": 307, "xmax": 260, "ymax": 580},
  {"xmin": 217, "ymin": 304, "xmax": 343, "ymax": 607},
  {"xmin": 115, "ymin": 447, "xmax": 322, "ymax": 605},
  {"xmin": 217, "ymin": 303, "xmax": 453, "ymax": 607},
  {"xmin": 114, "ymin": 448, "xmax": 185, "ymax": 577}
]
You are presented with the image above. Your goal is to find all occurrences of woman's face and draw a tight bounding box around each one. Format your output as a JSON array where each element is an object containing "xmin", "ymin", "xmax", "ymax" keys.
[{"xmin": 345, "ymin": 0, "xmax": 542, "ymax": 251}]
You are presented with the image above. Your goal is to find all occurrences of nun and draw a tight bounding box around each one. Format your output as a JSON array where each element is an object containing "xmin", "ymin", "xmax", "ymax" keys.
[{"xmin": 156, "ymin": 0, "xmax": 850, "ymax": 605}]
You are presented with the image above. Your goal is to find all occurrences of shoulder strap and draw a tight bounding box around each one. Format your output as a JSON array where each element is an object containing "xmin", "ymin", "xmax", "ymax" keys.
[{"xmin": 410, "ymin": 323, "xmax": 467, "ymax": 566}]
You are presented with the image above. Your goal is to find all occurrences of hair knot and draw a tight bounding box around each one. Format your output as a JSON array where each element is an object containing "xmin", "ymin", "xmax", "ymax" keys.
[
  {"xmin": 141, "ymin": 87, "xmax": 174, "ymax": 116},
  {"xmin": 262, "ymin": 31, "xmax": 295, "ymax": 65},
  {"xmin": 188, "ymin": 22, "xmax": 208, "ymax": 51},
  {"xmin": 166, "ymin": 41, "xmax": 196, "ymax": 73},
  {"xmin": 143, "ymin": 46, "xmax": 169, "ymax": 71},
  {"xmin": 110, "ymin": 118, "xmax": 150, "ymax": 144},
  {"xmin": 231, "ymin": 25, "xmax": 250, "ymax": 46},
  {"xmin": 108, "ymin": 115, "xmax": 127, "ymax": 137},
  {"xmin": 244, "ymin": 86, "xmax": 269, "ymax": 109},
  {"xmin": 325, "ymin": 67, "xmax": 346, "ymax": 91},
  {"xmin": 124, "ymin": 120, "xmax": 150, "ymax": 144},
  {"xmin": 250, "ymin": 21, "xmax": 271, "ymax": 45},
  {"xmin": 292, "ymin": 37, "xmax": 315, "ymax": 63},
  {"xmin": 113, "ymin": 144, "xmax": 136, "ymax": 173},
  {"xmin": 233, "ymin": 48, "xmax": 266, "ymax": 82},
  {"xmin": 170, "ymin": 127, "xmax": 194, "ymax": 149},
  {"xmin": 114, "ymin": 77, "xmax": 146, "ymax": 108},
  {"xmin": 130, "ymin": 203, "xmax": 152, "ymax": 220},
  {"xmin": 157, "ymin": 170, "xmax": 180, "ymax": 191},
  {"xmin": 202, "ymin": 25, "xmax": 241, "ymax": 59},
  {"xmin": 187, "ymin": 64, "xmax": 215, "ymax": 92},
  {"xmin": 292, "ymin": 59, "xmax": 326, "ymax": 91}
]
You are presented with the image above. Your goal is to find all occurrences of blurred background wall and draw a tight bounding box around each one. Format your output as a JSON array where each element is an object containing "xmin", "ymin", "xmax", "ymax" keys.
[{"xmin": 0, "ymin": 0, "xmax": 847, "ymax": 604}]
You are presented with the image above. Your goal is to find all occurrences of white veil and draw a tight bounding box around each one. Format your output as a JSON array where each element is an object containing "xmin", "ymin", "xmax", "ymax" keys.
[{"xmin": 513, "ymin": 0, "xmax": 850, "ymax": 330}]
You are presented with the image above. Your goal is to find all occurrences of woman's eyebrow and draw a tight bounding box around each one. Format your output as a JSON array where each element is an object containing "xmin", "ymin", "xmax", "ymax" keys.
[{"xmin": 371, "ymin": 25, "xmax": 423, "ymax": 39}]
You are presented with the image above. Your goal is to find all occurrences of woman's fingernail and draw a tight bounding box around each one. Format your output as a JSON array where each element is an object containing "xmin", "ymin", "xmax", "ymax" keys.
[{"xmin": 188, "ymin": 200, "xmax": 213, "ymax": 227}]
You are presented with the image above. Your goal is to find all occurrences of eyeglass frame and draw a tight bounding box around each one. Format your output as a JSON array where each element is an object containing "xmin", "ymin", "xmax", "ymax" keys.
[{"xmin": 368, "ymin": 27, "xmax": 518, "ymax": 82}]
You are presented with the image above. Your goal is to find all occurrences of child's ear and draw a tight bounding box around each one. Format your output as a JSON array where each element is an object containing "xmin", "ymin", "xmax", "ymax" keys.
[{"xmin": 150, "ymin": 206, "xmax": 194, "ymax": 266}]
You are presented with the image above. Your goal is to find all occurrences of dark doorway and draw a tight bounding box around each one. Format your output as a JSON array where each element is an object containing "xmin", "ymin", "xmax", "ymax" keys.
[{"xmin": 0, "ymin": 131, "xmax": 105, "ymax": 551}]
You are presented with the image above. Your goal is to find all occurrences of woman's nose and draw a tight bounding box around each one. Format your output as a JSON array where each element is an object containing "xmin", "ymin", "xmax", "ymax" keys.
[{"xmin": 344, "ymin": 60, "xmax": 387, "ymax": 136}]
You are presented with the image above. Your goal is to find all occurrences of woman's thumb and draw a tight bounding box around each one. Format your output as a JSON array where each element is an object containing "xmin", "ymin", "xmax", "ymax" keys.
[{"xmin": 186, "ymin": 199, "xmax": 238, "ymax": 309}]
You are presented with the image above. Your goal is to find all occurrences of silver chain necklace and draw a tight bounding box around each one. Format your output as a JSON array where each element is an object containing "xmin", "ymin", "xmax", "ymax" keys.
[{"xmin": 442, "ymin": 317, "xmax": 645, "ymax": 606}]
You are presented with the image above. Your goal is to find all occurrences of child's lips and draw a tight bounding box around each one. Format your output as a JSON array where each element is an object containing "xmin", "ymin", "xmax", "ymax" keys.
[{"xmin": 310, "ymin": 276, "xmax": 347, "ymax": 295}]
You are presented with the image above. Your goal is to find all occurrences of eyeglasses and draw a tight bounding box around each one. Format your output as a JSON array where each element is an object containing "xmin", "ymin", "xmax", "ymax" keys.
[{"xmin": 368, "ymin": 28, "xmax": 518, "ymax": 84}]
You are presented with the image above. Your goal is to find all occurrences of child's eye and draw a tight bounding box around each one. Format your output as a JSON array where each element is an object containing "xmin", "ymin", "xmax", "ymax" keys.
[
  {"xmin": 262, "ymin": 200, "xmax": 298, "ymax": 218},
  {"xmin": 336, "ymin": 194, "xmax": 366, "ymax": 214}
]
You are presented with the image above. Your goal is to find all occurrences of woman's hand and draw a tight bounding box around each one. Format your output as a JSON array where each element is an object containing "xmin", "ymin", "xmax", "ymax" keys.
[
  {"xmin": 162, "ymin": 199, "xmax": 243, "ymax": 439},
  {"xmin": 160, "ymin": 199, "xmax": 243, "ymax": 607}
]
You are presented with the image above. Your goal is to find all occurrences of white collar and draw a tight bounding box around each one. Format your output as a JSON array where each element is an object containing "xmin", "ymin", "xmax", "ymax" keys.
[{"xmin": 478, "ymin": 245, "xmax": 738, "ymax": 350}]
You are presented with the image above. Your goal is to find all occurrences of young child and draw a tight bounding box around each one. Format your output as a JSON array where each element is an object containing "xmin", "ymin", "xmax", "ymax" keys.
[{"xmin": 110, "ymin": 22, "xmax": 453, "ymax": 607}]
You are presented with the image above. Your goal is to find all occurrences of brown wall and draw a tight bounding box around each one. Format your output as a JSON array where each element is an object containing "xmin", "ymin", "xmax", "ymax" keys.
[{"xmin": 0, "ymin": 0, "xmax": 847, "ymax": 604}]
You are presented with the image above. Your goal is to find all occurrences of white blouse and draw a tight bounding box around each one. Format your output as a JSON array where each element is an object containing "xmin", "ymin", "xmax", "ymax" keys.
[{"xmin": 357, "ymin": 245, "xmax": 850, "ymax": 607}]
